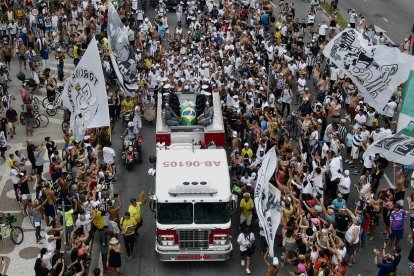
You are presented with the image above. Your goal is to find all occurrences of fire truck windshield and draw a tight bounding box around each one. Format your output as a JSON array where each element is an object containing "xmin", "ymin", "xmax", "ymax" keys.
[
  {"xmin": 157, "ymin": 202, "xmax": 231, "ymax": 225},
  {"xmin": 194, "ymin": 202, "xmax": 231, "ymax": 224},
  {"xmin": 157, "ymin": 203, "xmax": 193, "ymax": 224}
]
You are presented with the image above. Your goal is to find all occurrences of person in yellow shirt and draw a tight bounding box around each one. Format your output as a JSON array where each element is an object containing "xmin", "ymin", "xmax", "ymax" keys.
[
  {"xmin": 92, "ymin": 208, "xmax": 105, "ymax": 232},
  {"xmin": 240, "ymin": 193, "xmax": 254, "ymax": 227},
  {"xmin": 120, "ymin": 212, "xmax": 137, "ymax": 257},
  {"xmin": 101, "ymin": 37, "xmax": 108, "ymax": 49},
  {"xmin": 241, "ymin": 143, "xmax": 253, "ymax": 160},
  {"xmin": 121, "ymin": 96, "xmax": 134, "ymax": 113},
  {"xmin": 128, "ymin": 198, "xmax": 143, "ymax": 229}
]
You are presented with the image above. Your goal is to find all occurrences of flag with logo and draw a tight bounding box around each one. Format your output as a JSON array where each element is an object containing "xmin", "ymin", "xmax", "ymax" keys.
[
  {"xmin": 107, "ymin": 2, "xmax": 138, "ymax": 94},
  {"xmin": 363, "ymin": 124, "xmax": 414, "ymax": 165},
  {"xmin": 323, "ymin": 28, "xmax": 414, "ymax": 113},
  {"xmin": 254, "ymin": 146, "xmax": 282, "ymax": 258},
  {"xmin": 62, "ymin": 38, "xmax": 110, "ymax": 140},
  {"xmin": 397, "ymin": 71, "xmax": 414, "ymax": 132}
]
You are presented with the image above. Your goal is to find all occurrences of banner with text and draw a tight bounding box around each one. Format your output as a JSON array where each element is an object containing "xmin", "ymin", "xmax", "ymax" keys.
[
  {"xmin": 254, "ymin": 146, "xmax": 282, "ymax": 258},
  {"xmin": 108, "ymin": 2, "xmax": 138, "ymax": 94},
  {"xmin": 323, "ymin": 28, "xmax": 414, "ymax": 113},
  {"xmin": 62, "ymin": 38, "xmax": 110, "ymax": 140},
  {"xmin": 363, "ymin": 123, "xmax": 414, "ymax": 165}
]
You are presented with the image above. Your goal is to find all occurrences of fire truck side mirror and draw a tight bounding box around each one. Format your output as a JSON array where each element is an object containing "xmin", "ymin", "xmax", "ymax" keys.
[
  {"xmin": 149, "ymin": 195, "xmax": 157, "ymax": 212},
  {"xmin": 230, "ymin": 194, "xmax": 238, "ymax": 211}
]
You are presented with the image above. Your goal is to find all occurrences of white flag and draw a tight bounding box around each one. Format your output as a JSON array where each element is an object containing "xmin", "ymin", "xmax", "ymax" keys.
[
  {"xmin": 323, "ymin": 28, "xmax": 414, "ymax": 114},
  {"xmin": 62, "ymin": 38, "xmax": 110, "ymax": 141},
  {"xmin": 254, "ymin": 146, "xmax": 282, "ymax": 258},
  {"xmin": 108, "ymin": 2, "xmax": 138, "ymax": 94},
  {"xmin": 363, "ymin": 123, "xmax": 414, "ymax": 165}
]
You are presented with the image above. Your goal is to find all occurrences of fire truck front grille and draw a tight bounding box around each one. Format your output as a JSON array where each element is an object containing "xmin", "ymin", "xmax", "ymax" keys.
[{"xmin": 179, "ymin": 230, "xmax": 209, "ymax": 250}]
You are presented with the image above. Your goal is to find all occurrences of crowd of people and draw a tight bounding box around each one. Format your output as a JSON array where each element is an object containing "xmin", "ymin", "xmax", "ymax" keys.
[{"xmin": 0, "ymin": 0, "xmax": 412, "ymax": 275}]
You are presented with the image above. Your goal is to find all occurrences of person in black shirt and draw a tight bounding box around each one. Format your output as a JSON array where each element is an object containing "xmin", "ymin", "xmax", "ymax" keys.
[
  {"xmin": 27, "ymin": 140, "xmax": 36, "ymax": 175},
  {"xmin": 45, "ymin": 137, "xmax": 56, "ymax": 162},
  {"xmin": 335, "ymin": 208, "xmax": 350, "ymax": 239}
]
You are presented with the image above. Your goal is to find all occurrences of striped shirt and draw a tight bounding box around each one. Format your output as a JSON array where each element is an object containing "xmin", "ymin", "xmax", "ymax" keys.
[
  {"xmin": 337, "ymin": 125, "xmax": 347, "ymax": 141},
  {"xmin": 306, "ymin": 54, "xmax": 316, "ymax": 67},
  {"xmin": 352, "ymin": 134, "xmax": 362, "ymax": 148}
]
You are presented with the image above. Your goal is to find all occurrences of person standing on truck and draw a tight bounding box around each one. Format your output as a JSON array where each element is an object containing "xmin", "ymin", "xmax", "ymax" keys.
[
  {"xmin": 240, "ymin": 193, "xmax": 255, "ymax": 228},
  {"xmin": 237, "ymin": 226, "xmax": 256, "ymax": 274}
]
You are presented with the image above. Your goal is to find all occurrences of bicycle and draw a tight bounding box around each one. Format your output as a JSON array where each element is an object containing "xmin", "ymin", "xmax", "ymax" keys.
[
  {"xmin": 43, "ymin": 91, "xmax": 63, "ymax": 116},
  {"xmin": 42, "ymin": 89, "xmax": 62, "ymax": 108},
  {"xmin": 62, "ymin": 119, "xmax": 70, "ymax": 134},
  {"xmin": 16, "ymin": 188, "xmax": 35, "ymax": 228},
  {"xmin": 20, "ymin": 109, "xmax": 50, "ymax": 128},
  {"xmin": 0, "ymin": 213, "xmax": 24, "ymax": 245}
]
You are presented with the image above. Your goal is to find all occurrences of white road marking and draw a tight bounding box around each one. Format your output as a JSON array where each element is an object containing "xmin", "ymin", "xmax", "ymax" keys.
[
  {"xmin": 383, "ymin": 17, "xmax": 389, "ymax": 22},
  {"xmin": 383, "ymin": 172, "xmax": 395, "ymax": 189}
]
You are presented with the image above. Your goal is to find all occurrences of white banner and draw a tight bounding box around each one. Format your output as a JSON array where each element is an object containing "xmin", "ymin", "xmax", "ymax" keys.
[
  {"xmin": 323, "ymin": 28, "xmax": 414, "ymax": 114},
  {"xmin": 108, "ymin": 2, "xmax": 138, "ymax": 94},
  {"xmin": 62, "ymin": 38, "xmax": 110, "ymax": 141},
  {"xmin": 254, "ymin": 146, "xmax": 281, "ymax": 258},
  {"xmin": 363, "ymin": 125, "xmax": 414, "ymax": 165}
]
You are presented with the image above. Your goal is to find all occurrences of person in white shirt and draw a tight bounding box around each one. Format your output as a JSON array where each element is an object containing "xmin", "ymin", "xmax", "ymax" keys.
[
  {"xmin": 103, "ymin": 144, "xmax": 116, "ymax": 165},
  {"xmin": 354, "ymin": 109, "xmax": 366, "ymax": 129},
  {"xmin": 384, "ymin": 96, "xmax": 397, "ymax": 127},
  {"xmin": 10, "ymin": 164, "xmax": 20, "ymax": 201},
  {"xmin": 237, "ymin": 227, "xmax": 255, "ymax": 274},
  {"xmin": 296, "ymin": 75, "xmax": 306, "ymax": 104},
  {"xmin": 318, "ymin": 20, "xmax": 329, "ymax": 41},
  {"xmin": 338, "ymin": 170, "xmax": 351, "ymax": 201}
]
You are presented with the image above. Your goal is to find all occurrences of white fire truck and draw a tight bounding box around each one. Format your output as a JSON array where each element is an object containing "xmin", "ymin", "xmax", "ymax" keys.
[{"xmin": 149, "ymin": 90, "xmax": 237, "ymax": 261}]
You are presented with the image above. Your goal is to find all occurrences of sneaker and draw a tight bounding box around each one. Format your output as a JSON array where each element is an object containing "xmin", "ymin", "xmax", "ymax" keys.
[
  {"xmin": 241, "ymin": 260, "xmax": 245, "ymax": 266},
  {"xmin": 345, "ymin": 159, "xmax": 349, "ymax": 163},
  {"xmin": 246, "ymin": 268, "xmax": 251, "ymax": 274}
]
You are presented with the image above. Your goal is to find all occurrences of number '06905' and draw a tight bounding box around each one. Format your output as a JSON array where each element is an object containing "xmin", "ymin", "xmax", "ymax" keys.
[{"xmin": 162, "ymin": 161, "xmax": 221, "ymax": 167}]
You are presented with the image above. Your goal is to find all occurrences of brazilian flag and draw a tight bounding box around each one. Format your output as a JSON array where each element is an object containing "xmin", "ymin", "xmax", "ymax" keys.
[{"xmin": 181, "ymin": 106, "xmax": 196, "ymax": 125}]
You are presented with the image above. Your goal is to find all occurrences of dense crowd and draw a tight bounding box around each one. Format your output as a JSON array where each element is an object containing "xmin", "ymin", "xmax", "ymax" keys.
[{"xmin": 0, "ymin": 0, "xmax": 413, "ymax": 275}]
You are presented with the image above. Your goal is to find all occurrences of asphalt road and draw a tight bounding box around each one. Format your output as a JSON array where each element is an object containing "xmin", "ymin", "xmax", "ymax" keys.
[
  {"xmin": 336, "ymin": 0, "xmax": 414, "ymax": 44},
  {"xmin": 108, "ymin": 2, "xmax": 413, "ymax": 276}
]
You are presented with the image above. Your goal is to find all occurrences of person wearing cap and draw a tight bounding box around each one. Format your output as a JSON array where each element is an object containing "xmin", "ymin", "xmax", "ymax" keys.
[
  {"xmin": 107, "ymin": 237, "xmax": 122, "ymax": 274},
  {"xmin": 197, "ymin": 101, "xmax": 214, "ymax": 126},
  {"xmin": 241, "ymin": 143, "xmax": 253, "ymax": 160},
  {"xmin": 240, "ymin": 193, "xmax": 254, "ymax": 228},
  {"xmin": 388, "ymin": 202, "xmax": 407, "ymax": 252},
  {"xmin": 55, "ymin": 47, "xmax": 65, "ymax": 81},
  {"xmin": 162, "ymin": 102, "xmax": 180, "ymax": 126},
  {"xmin": 237, "ymin": 225, "xmax": 256, "ymax": 274},
  {"xmin": 263, "ymin": 248, "xmax": 280, "ymax": 275}
]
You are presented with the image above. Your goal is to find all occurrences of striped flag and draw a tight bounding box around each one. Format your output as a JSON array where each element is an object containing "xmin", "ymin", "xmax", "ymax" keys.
[{"xmin": 397, "ymin": 71, "xmax": 414, "ymax": 132}]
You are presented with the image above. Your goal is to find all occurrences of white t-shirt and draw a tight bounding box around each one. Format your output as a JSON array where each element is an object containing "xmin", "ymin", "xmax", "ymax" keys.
[
  {"xmin": 103, "ymin": 147, "xmax": 116, "ymax": 164},
  {"xmin": 10, "ymin": 168, "xmax": 20, "ymax": 184},
  {"xmin": 338, "ymin": 176, "xmax": 351, "ymax": 194},
  {"xmin": 237, "ymin": 232, "xmax": 255, "ymax": 251},
  {"xmin": 319, "ymin": 24, "xmax": 328, "ymax": 36},
  {"xmin": 297, "ymin": 78, "xmax": 306, "ymax": 92},
  {"xmin": 385, "ymin": 101, "xmax": 397, "ymax": 118}
]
